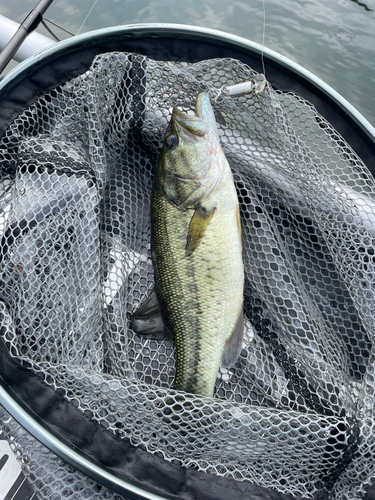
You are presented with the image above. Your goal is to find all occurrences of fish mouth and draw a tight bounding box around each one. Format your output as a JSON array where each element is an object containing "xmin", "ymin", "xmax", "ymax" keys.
[{"xmin": 171, "ymin": 92, "xmax": 208, "ymax": 138}]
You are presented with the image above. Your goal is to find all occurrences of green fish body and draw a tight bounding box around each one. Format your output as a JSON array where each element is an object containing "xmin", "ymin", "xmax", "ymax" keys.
[{"xmin": 132, "ymin": 92, "xmax": 244, "ymax": 398}]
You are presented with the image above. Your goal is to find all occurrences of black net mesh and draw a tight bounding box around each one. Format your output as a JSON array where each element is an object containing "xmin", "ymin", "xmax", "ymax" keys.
[{"xmin": 0, "ymin": 52, "xmax": 374, "ymax": 499}]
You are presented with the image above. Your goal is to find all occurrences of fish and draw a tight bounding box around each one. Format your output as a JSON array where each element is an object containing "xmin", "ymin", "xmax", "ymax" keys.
[{"xmin": 131, "ymin": 92, "xmax": 244, "ymax": 398}]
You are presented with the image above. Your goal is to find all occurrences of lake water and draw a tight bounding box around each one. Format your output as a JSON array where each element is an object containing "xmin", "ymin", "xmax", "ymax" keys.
[{"xmin": 1, "ymin": 0, "xmax": 374, "ymax": 127}]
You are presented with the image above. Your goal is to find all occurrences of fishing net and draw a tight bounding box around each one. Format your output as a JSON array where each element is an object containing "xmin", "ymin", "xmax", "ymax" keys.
[
  {"xmin": 0, "ymin": 51, "xmax": 374, "ymax": 499},
  {"xmin": 0, "ymin": 405, "xmax": 127, "ymax": 500}
]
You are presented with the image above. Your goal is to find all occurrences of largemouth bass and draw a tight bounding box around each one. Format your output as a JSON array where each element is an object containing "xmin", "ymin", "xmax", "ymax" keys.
[{"xmin": 132, "ymin": 92, "xmax": 244, "ymax": 398}]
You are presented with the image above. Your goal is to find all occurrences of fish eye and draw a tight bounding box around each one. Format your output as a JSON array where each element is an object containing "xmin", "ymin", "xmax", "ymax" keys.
[{"xmin": 164, "ymin": 134, "xmax": 178, "ymax": 151}]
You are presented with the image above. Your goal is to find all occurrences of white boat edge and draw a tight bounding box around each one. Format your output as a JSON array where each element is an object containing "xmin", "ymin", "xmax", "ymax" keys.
[{"xmin": 0, "ymin": 14, "xmax": 55, "ymax": 63}]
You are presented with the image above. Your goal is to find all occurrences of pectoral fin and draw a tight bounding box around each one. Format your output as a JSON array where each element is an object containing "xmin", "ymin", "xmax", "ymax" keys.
[
  {"xmin": 130, "ymin": 288, "xmax": 174, "ymax": 339},
  {"xmin": 185, "ymin": 205, "xmax": 216, "ymax": 256},
  {"xmin": 221, "ymin": 307, "xmax": 244, "ymax": 368}
]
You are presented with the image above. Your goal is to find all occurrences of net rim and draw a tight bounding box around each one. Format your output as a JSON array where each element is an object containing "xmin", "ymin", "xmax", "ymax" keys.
[
  {"xmin": 1, "ymin": 23, "xmax": 374, "ymax": 145},
  {"xmin": 0, "ymin": 383, "xmax": 164, "ymax": 500}
]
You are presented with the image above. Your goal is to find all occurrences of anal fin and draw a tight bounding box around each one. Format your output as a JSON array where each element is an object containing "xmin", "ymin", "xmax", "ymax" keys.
[
  {"xmin": 221, "ymin": 307, "xmax": 244, "ymax": 368},
  {"xmin": 130, "ymin": 288, "xmax": 174, "ymax": 340}
]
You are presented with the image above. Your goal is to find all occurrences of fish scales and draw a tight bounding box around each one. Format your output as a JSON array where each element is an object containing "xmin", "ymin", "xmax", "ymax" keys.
[{"xmin": 152, "ymin": 174, "xmax": 243, "ymax": 396}]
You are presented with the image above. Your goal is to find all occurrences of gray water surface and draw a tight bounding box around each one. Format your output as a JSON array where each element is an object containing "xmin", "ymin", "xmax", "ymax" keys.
[{"xmin": 1, "ymin": 0, "xmax": 374, "ymax": 127}]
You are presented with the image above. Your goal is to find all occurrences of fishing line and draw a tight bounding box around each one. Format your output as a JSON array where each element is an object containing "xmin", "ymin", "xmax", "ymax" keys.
[
  {"xmin": 40, "ymin": 19, "xmax": 60, "ymax": 41},
  {"xmin": 76, "ymin": 0, "xmax": 99, "ymax": 36},
  {"xmin": 43, "ymin": 18, "xmax": 75, "ymax": 37},
  {"xmin": 261, "ymin": 0, "xmax": 266, "ymax": 77},
  {"xmin": 212, "ymin": 1, "xmax": 267, "ymax": 102}
]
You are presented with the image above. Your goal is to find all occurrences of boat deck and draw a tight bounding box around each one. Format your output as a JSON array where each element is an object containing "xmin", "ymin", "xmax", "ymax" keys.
[{"xmin": 0, "ymin": 436, "xmax": 34, "ymax": 500}]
